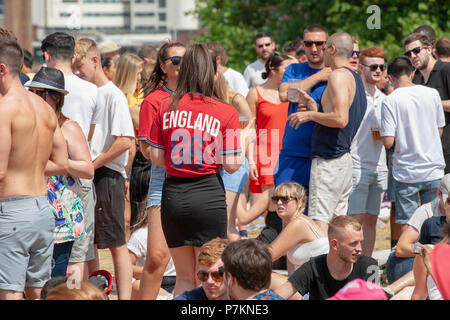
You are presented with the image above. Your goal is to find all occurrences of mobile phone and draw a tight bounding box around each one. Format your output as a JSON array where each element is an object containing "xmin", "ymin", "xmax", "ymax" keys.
[{"xmin": 412, "ymin": 242, "xmax": 423, "ymax": 254}]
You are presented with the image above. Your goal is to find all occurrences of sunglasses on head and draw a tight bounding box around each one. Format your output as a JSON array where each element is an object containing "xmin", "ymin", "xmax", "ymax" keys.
[
  {"xmin": 404, "ymin": 46, "xmax": 427, "ymax": 58},
  {"xmin": 257, "ymin": 43, "xmax": 272, "ymax": 49},
  {"xmin": 362, "ymin": 63, "xmax": 386, "ymax": 72},
  {"xmin": 166, "ymin": 56, "xmax": 182, "ymax": 66},
  {"xmin": 271, "ymin": 195, "xmax": 294, "ymax": 204},
  {"xmin": 197, "ymin": 269, "xmax": 224, "ymax": 282},
  {"xmin": 352, "ymin": 50, "xmax": 360, "ymax": 57},
  {"xmin": 303, "ymin": 41, "xmax": 326, "ymax": 48}
]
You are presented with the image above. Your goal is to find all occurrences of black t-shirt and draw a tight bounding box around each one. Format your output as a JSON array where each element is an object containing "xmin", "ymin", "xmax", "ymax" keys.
[
  {"xmin": 419, "ymin": 216, "xmax": 447, "ymax": 245},
  {"xmin": 413, "ymin": 60, "xmax": 450, "ymax": 124},
  {"xmin": 288, "ymin": 254, "xmax": 378, "ymax": 300}
]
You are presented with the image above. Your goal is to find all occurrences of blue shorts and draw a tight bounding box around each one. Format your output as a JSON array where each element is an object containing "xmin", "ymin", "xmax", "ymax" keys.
[
  {"xmin": 0, "ymin": 196, "xmax": 54, "ymax": 292},
  {"xmin": 273, "ymin": 154, "xmax": 311, "ymax": 187},
  {"xmin": 386, "ymin": 149, "xmax": 396, "ymax": 202},
  {"xmin": 349, "ymin": 167, "xmax": 387, "ymax": 215},
  {"xmin": 147, "ymin": 164, "xmax": 166, "ymax": 208},
  {"xmin": 394, "ymin": 178, "xmax": 440, "ymax": 224},
  {"xmin": 219, "ymin": 157, "xmax": 249, "ymax": 193}
]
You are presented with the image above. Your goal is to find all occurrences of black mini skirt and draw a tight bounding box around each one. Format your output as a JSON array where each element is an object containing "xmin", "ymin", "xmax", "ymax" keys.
[{"xmin": 161, "ymin": 173, "xmax": 227, "ymax": 248}]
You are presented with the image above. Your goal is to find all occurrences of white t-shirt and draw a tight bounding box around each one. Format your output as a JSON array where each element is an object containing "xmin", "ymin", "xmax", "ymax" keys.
[
  {"xmin": 89, "ymin": 81, "xmax": 135, "ymax": 177},
  {"xmin": 407, "ymin": 197, "xmax": 441, "ymax": 232},
  {"xmin": 127, "ymin": 226, "xmax": 176, "ymax": 277},
  {"xmin": 351, "ymin": 88, "xmax": 387, "ymax": 172},
  {"xmin": 243, "ymin": 59, "xmax": 267, "ymax": 88},
  {"xmin": 63, "ymin": 74, "xmax": 100, "ymax": 140},
  {"xmin": 381, "ymin": 85, "xmax": 445, "ymax": 183},
  {"xmin": 223, "ymin": 67, "xmax": 249, "ymax": 98}
]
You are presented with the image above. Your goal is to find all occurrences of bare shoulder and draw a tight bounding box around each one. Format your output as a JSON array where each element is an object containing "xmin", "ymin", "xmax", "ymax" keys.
[
  {"xmin": 62, "ymin": 119, "xmax": 84, "ymax": 138},
  {"xmin": 329, "ymin": 68, "xmax": 354, "ymax": 83}
]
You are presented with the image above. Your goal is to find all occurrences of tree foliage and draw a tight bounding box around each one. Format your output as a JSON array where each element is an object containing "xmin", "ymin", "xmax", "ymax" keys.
[{"xmin": 189, "ymin": 0, "xmax": 450, "ymax": 73}]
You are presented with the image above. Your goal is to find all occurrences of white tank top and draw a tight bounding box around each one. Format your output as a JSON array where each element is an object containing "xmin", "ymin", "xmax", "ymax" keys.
[{"xmin": 286, "ymin": 216, "xmax": 330, "ymax": 270}]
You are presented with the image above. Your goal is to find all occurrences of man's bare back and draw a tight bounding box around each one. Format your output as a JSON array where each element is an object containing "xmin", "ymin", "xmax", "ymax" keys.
[{"xmin": 0, "ymin": 85, "xmax": 67, "ymax": 197}]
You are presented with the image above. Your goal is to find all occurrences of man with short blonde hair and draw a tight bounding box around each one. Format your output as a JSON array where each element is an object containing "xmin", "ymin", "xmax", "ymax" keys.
[
  {"xmin": 73, "ymin": 38, "xmax": 135, "ymax": 300},
  {"xmin": 275, "ymin": 216, "xmax": 378, "ymax": 300}
]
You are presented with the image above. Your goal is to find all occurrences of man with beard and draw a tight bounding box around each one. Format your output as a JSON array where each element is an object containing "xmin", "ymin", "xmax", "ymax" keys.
[
  {"xmin": 404, "ymin": 33, "xmax": 450, "ymax": 173},
  {"xmin": 274, "ymin": 216, "xmax": 378, "ymax": 300},
  {"xmin": 244, "ymin": 32, "xmax": 276, "ymax": 88}
]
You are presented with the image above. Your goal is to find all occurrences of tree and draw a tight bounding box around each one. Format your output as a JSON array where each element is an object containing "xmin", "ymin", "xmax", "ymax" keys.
[{"xmin": 189, "ymin": 0, "xmax": 450, "ymax": 73}]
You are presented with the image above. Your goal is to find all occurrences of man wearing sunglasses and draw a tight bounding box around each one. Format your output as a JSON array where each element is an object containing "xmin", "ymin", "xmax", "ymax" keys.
[
  {"xmin": 276, "ymin": 25, "xmax": 329, "ymax": 198},
  {"xmin": 348, "ymin": 47, "xmax": 387, "ymax": 257},
  {"xmin": 405, "ymin": 33, "xmax": 450, "ymax": 174},
  {"xmin": 244, "ymin": 32, "xmax": 276, "ymax": 88},
  {"xmin": 174, "ymin": 238, "xmax": 230, "ymax": 300}
]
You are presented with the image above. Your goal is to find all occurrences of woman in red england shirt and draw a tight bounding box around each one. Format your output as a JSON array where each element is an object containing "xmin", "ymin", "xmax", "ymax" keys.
[
  {"xmin": 137, "ymin": 41, "xmax": 186, "ymax": 299},
  {"xmin": 149, "ymin": 44, "xmax": 243, "ymax": 296}
]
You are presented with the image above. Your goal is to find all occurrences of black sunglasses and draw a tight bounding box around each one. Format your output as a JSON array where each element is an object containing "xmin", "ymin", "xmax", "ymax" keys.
[
  {"xmin": 166, "ymin": 56, "xmax": 182, "ymax": 66},
  {"xmin": 352, "ymin": 50, "xmax": 360, "ymax": 57},
  {"xmin": 31, "ymin": 89, "xmax": 47, "ymax": 99},
  {"xmin": 362, "ymin": 63, "xmax": 386, "ymax": 72},
  {"xmin": 404, "ymin": 46, "xmax": 427, "ymax": 58},
  {"xmin": 197, "ymin": 269, "xmax": 224, "ymax": 282},
  {"xmin": 303, "ymin": 41, "xmax": 326, "ymax": 48},
  {"xmin": 271, "ymin": 195, "xmax": 294, "ymax": 203}
]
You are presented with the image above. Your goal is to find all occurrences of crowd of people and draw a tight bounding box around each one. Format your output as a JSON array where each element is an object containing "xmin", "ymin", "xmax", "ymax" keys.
[{"xmin": 0, "ymin": 21, "xmax": 449, "ymax": 301}]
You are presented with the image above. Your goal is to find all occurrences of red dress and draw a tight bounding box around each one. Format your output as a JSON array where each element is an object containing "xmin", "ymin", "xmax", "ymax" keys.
[{"xmin": 249, "ymin": 88, "xmax": 289, "ymax": 193}]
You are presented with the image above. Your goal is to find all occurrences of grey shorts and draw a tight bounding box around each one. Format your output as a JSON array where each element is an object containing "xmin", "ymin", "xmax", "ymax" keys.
[
  {"xmin": 69, "ymin": 178, "xmax": 96, "ymax": 263},
  {"xmin": 0, "ymin": 196, "xmax": 54, "ymax": 292}
]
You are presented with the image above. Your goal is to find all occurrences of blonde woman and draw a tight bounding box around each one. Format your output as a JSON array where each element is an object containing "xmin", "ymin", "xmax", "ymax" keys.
[
  {"xmin": 214, "ymin": 71, "xmax": 254, "ymax": 241},
  {"xmin": 114, "ymin": 53, "xmax": 148, "ymax": 242},
  {"xmin": 269, "ymin": 182, "xmax": 329, "ymax": 276}
]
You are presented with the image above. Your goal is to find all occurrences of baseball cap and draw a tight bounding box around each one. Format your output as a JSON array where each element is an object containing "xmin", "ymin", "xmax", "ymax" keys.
[
  {"xmin": 326, "ymin": 279, "xmax": 388, "ymax": 300},
  {"xmin": 431, "ymin": 243, "xmax": 450, "ymax": 300},
  {"xmin": 439, "ymin": 174, "xmax": 450, "ymax": 200},
  {"xmin": 99, "ymin": 41, "xmax": 121, "ymax": 55}
]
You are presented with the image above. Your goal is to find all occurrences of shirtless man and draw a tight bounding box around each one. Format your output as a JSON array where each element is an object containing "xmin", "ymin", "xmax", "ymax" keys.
[
  {"xmin": 0, "ymin": 38, "xmax": 68, "ymax": 300},
  {"xmin": 288, "ymin": 32, "xmax": 367, "ymax": 234}
]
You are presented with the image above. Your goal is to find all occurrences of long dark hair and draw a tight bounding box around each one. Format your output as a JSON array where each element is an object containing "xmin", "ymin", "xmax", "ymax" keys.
[
  {"xmin": 262, "ymin": 53, "xmax": 291, "ymax": 79},
  {"xmin": 169, "ymin": 44, "xmax": 218, "ymax": 111},
  {"xmin": 141, "ymin": 41, "xmax": 186, "ymax": 98}
]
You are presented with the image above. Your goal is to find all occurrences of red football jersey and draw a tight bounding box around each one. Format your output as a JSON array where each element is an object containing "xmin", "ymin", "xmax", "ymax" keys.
[
  {"xmin": 149, "ymin": 93, "xmax": 241, "ymax": 177},
  {"xmin": 138, "ymin": 87, "xmax": 172, "ymax": 145}
]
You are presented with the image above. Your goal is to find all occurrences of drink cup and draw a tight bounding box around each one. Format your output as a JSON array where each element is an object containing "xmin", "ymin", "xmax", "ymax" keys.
[
  {"xmin": 239, "ymin": 116, "xmax": 249, "ymax": 129},
  {"xmin": 288, "ymin": 79, "xmax": 301, "ymax": 102},
  {"xmin": 371, "ymin": 128, "xmax": 382, "ymax": 140}
]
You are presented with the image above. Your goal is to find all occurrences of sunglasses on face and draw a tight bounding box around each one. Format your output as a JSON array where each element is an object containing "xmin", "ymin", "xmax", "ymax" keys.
[
  {"xmin": 404, "ymin": 46, "xmax": 427, "ymax": 58},
  {"xmin": 352, "ymin": 50, "xmax": 360, "ymax": 57},
  {"xmin": 271, "ymin": 195, "xmax": 294, "ymax": 204},
  {"xmin": 166, "ymin": 56, "xmax": 182, "ymax": 66},
  {"xmin": 197, "ymin": 269, "xmax": 224, "ymax": 282},
  {"xmin": 303, "ymin": 41, "xmax": 326, "ymax": 48},
  {"xmin": 31, "ymin": 89, "xmax": 47, "ymax": 99},
  {"xmin": 257, "ymin": 43, "xmax": 272, "ymax": 49},
  {"xmin": 362, "ymin": 63, "xmax": 386, "ymax": 72}
]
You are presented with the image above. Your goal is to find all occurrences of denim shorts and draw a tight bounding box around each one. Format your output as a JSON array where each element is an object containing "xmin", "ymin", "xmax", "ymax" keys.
[
  {"xmin": 219, "ymin": 156, "xmax": 249, "ymax": 193},
  {"xmin": 0, "ymin": 196, "xmax": 54, "ymax": 292},
  {"xmin": 147, "ymin": 164, "xmax": 166, "ymax": 208},
  {"xmin": 349, "ymin": 167, "xmax": 387, "ymax": 215},
  {"xmin": 394, "ymin": 178, "xmax": 440, "ymax": 224},
  {"xmin": 385, "ymin": 249, "xmax": 415, "ymax": 284}
]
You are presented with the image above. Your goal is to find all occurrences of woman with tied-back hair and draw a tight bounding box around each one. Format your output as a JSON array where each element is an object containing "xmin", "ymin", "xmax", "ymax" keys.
[
  {"xmin": 137, "ymin": 41, "xmax": 186, "ymax": 300},
  {"xmin": 148, "ymin": 44, "xmax": 243, "ymax": 296},
  {"xmin": 239, "ymin": 54, "xmax": 296, "ymax": 231}
]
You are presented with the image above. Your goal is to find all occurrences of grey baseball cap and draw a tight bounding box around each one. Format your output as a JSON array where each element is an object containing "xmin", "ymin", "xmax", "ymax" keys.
[{"xmin": 439, "ymin": 174, "xmax": 450, "ymax": 200}]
